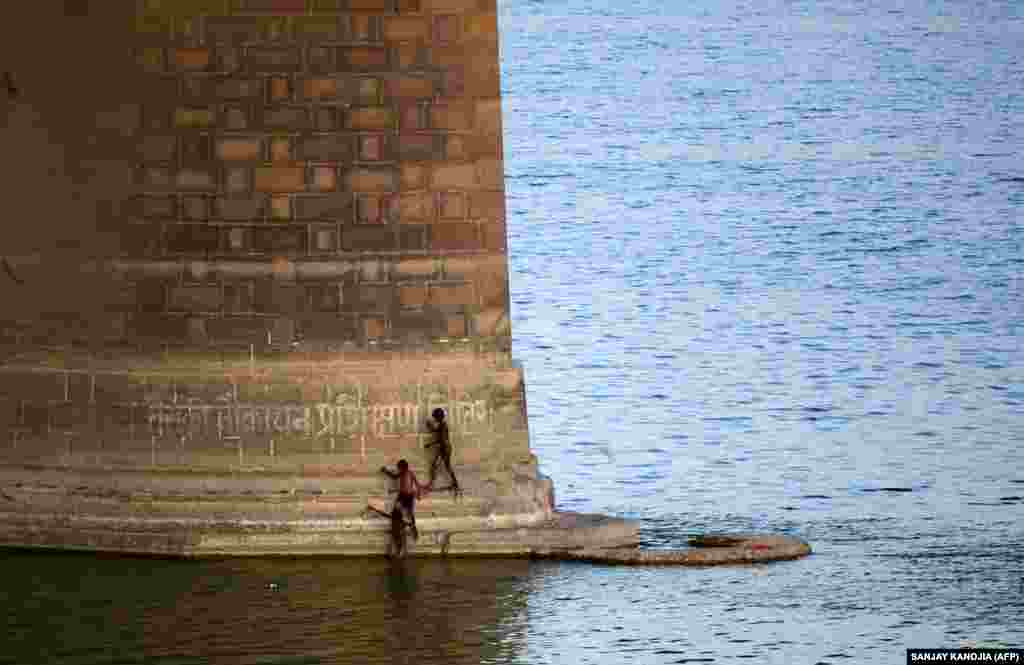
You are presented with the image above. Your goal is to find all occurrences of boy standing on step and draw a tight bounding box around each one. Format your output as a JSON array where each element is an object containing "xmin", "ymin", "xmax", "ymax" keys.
[{"xmin": 425, "ymin": 408, "xmax": 459, "ymax": 493}]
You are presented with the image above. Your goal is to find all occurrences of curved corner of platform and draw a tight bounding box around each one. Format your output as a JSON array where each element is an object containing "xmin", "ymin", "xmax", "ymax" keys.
[{"xmin": 531, "ymin": 531, "xmax": 812, "ymax": 566}]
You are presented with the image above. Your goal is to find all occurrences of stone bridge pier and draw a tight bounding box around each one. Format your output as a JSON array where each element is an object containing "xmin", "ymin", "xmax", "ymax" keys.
[{"xmin": 0, "ymin": 0, "xmax": 638, "ymax": 555}]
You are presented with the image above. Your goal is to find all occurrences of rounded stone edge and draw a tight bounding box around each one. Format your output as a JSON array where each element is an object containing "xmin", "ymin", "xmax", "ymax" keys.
[{"xmin": 531, "ymin": 534, "xmax": 812, "ymax": 566}]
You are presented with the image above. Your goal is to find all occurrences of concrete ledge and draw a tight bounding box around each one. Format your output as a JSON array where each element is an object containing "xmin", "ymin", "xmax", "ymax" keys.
[{"xmin": 532, "ymin": 533, "xmax": 812, "ymax": 566}]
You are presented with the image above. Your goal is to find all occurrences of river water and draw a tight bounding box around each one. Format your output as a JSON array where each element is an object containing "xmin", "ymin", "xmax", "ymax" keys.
[{"xmin": 3, "ymin": 0, "xmax": 1023, "ymax": 662}]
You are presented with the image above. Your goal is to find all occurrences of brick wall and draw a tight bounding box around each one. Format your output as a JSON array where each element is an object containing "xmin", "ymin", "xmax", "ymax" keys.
[{"xmin": 113, "ymin": 0, "xmax": 509, "ymax": 352}]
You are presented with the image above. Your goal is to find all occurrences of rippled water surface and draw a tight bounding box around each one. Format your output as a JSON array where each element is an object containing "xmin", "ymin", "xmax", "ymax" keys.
[{"xmin": 4, "ymin": 0, "xmax": 1024, "ymax": 662}]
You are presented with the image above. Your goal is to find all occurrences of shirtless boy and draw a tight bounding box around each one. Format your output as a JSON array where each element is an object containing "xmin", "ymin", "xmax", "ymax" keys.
[{"xmin": 379, "ymin": 459, "xmax": 422, "ymax": 540}]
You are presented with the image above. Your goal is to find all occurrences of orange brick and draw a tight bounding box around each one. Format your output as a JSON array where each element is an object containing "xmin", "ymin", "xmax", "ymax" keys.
[
  {"xmin": 475, "ymin": 307, "xmax": 506, "ymax": 336},
  {"xmin": 398, "ymin": 192, "xmax": 433, "ymax": 221},
  {"xmin": 387, "ymin": 77, "xmax": 435, "ymax": 100},
  {"xmin": 430, "ymin": 283, "xmax": 474, "ymax": 306},
  {"xmin": 396, "ymin": 44, "xmax": 422, "ymax": 69},
  {"xmin": 270, "ymin": 138, "xmax": 292, "ymax": 161},
  {"xmin": 365, "ymin": 318, "xmax": 387, "ymax": 338},
  {"xmin": 271, "ymin": 196, "xmax": 291, "ymax": 220},
  {"xmin": 303, "ymin": 77, "xmax": 338, "ymax": 99},
  {"xmin": 464, "ymin": 12, "xmax": 499, "ymax": 39},
  {"xmin": 476, "ymin": 159, "xmax": 503, "ymax": 188},
  {"xmin": 424, "ymin": 0, "xmax": 478, "ymax": 13},
  {"xmin": 475, "ymin": 98, "xmax": 502, "ymax": 135},
  {"xmin": 401, "ymin": 164, "xmax": 428, "ymax": 189},
  {"xmin": 469, "ymin": 191, "xmax": 505, "ymax": 220},
  {"xmin": 431, "ymin": 163, "xmax": 477, "ymax": 189},
  {"xmin": 396, "ymin": 258, "xmax": 436, "ymax": 278},
  {"xmin": 383, "ymin": 17, "xmax": 429, "ymax": 42},
  {"xmin": 344, "ymin": 47, "xmax": 388, "ymax": 68},
  {"xmin": 446, "ymin": 135, "xmax": 467, "ymax": 160},
  {"xmin": 254, "ymin": 166, "xmax": 305, "ymax": 192},
  {"xmin": 432, "ymin": 222, "xmax": 480, "ymax": 250},
  {"xmin": 269, "ymin": 77, "xmax": 291, "ymax": 101},
  {"xmin": 446, "ymin": 316, "xmax": 466, "ymax": 338},
  {"xmin": 430, "ymin": 104, "xmax": 472, "ymax": 130},
  {"xmin": 349, "ymin": 106, "xmax": 394, "ymax": 130},
  {"xmin": 482, "ymin": 219, "xmax": 507, "ymax": 251},
  {"xmin": 216, "ymin": 138, "xmax": 262, "ymax": 161},
  {"xmin": 348, "ymin": 168, "xmax": 396, "ymax": 192},
  {"xmin": 399, "ymin": 285, "xmax": 428, "ymax": 306},
  {"xmin": 174, "ymin": 48, "xmax": 210, "ymax": 70},
  {"xmin": 313, "ymin": 165, "xmax": 337, "ymax": 191},
  {"xmin": 438, "ymin": 191, "xmax": 466, "ymax": 219}
]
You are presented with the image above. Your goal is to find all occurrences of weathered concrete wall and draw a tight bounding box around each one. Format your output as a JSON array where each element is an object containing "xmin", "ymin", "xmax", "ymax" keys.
[{"xmin": 0, "ymin": 0, "xmax": 581, "ymax": 555}]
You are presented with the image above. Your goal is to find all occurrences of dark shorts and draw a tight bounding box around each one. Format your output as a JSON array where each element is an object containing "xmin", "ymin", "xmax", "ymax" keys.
[{"xmin": 397, "ymin": 492, "xmax": 415, "ymax": 512}]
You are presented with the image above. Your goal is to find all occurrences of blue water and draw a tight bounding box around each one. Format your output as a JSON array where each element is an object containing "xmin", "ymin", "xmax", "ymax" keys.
[{"xmin": 3, "ymin": 0, "xmax": 1023, "ymax": 662}]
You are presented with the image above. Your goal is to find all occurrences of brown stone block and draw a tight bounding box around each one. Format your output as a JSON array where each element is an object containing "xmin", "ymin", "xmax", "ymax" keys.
[
  {"xmin": 386, "ymin": 77, "xmax": 435, "ymax": 100},
  {"xmin": 400, "ymin": 226, "xmax": 427, "ymax": 250},
  {"xmin": 398, "ymin": 0, "xmax": 421, "ymax": 11},
  {"xmin": 294, "ymin": 194, "xmax": 352, "ymax": 221},
  {"xmin": 467, "ymin": 132, "xmax": 503, "ymax": 160},
  {"xmin": 246, "ymin": 47, "xmax": 302, "ymax": 72},
  {"xmin": 167, "ymin": 224, "xmax": 221, "ymax": 253},
  {"xmin": 343, "ymin": 47, "xmax": 389, "ymax": 69},
  {"xmin": 431, "ymin": 163, "xmax": 477, "ymax": 189},
  {"xmin": 347, "ymin": 168, "xmax": 397, "ymax": 192},
  {"xmin": 384, "ymin": 17, "xmax": 430, "ymax": 42},
  {"xmin": 395, "ymin": 258, "xmax": 436, "ymax": 279},
  {"xmin": 211, "ymin": 78, "xmax": 263, "ymax": 100},
  {"xmin": 430, "ymin": 283, "xmax": 474, "ymax": 306},
  {"xmin": 354, "ymin": 78, "xmax": 383, "ymax": 104},
  {"xmin": 206, "ymin": 17, "xmax": 266, "ymax": 44},
  {"xmin": 177, "ymin": 169, "xmax": 217, "ymax": 191},
  {"xmin": 302, "ymin": 77, "xmax": 338, "ymax": 100},
  {"xmin": 262, "ymin": 106, "xmax": 310, "ymax": 131},
  {"xmin": 217, "ymin": 197, "xmax": 265, "ymax": 221},
  {"xmin": 182, "ymin": 197, "xmax": 210, "ymax": 221},
  {"xmin": 254, "ymin": 166, "xmax": 306, "ymax": 193},
  {"xmin": 217, "ymin": 138, "xmax": 263, "ymax": 161},
  {"xmin": 397, "ymin": 192, "xmax": 434, "ymax": 222},
  {"xmin": 299, "ymin": 134, "xmax": 351, "ymax": 161},
  {"xmin": 430, "ymin": 103, "xmax": 472, "ymax": 130},
  {"xmin": 224, "ymin": 167, "xmax": 253, "ymax": 194},
  {"xmin": 206, "ymin": 317, "xmax": 267, "ymax": 346},
  {"xmin": 398, "ymin": 133, "xmax": 437, "ymax": 161},
  {"xmin": 468, "ymin": 191, "xmax": 505, "ymax": 220},
  {"xmin": 475, "ymin": 98, "xmax": 502, "ymax": 135},
  {"xmin": 400, "ymin": 164, "xmax": 428, "ymax": 189},
  {"xmin": 349, "ymin": 0, "xmax": 391, "ymax": 10},
  {"xmin": 356, "ymin": 195, "xmax": 384, "ymax": 223},
  {"xmin": 174, "ymin": 48, "xmax": 211, "ymax": 71},
  {"xmin": 349, "ymin": 106, "xmax": 394, "ymax": 131},
  {"xmin": 300, "ymin": 315, "xmax": 358, "ymax": 343},
  {"xmin": 138, "ymin": 196, "xmax": 176, "ymax": 219},
  {"xmin": 244, "ymin": 0, "xmax": 306, "ymax": 13},
  {"xmin": 476, "ymin": 159, "xmax": 503, "ymax": 189},
  {"xmin": 399, "ymin": 285, "xmax": 428, "ymax": 307},
  {"xmin": 137, "ymin": 135, "xmax": 177, "ymax": 162},
  {"xmin": 169, "ymin": 286, "xmax": 222, "ymax": 313},
  {"xmin": 343, "ymin": 225, "xmax": 396, "ymax": 251},
  {"xmin": 431, "ymin": 222, "xmax": 480, "ymax": 250}
]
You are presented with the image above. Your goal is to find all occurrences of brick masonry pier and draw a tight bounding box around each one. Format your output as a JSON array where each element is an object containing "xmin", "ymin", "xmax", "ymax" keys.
[{"xmin": 0, "ymin": 0, "xmax": 640, "ymax": 555}]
